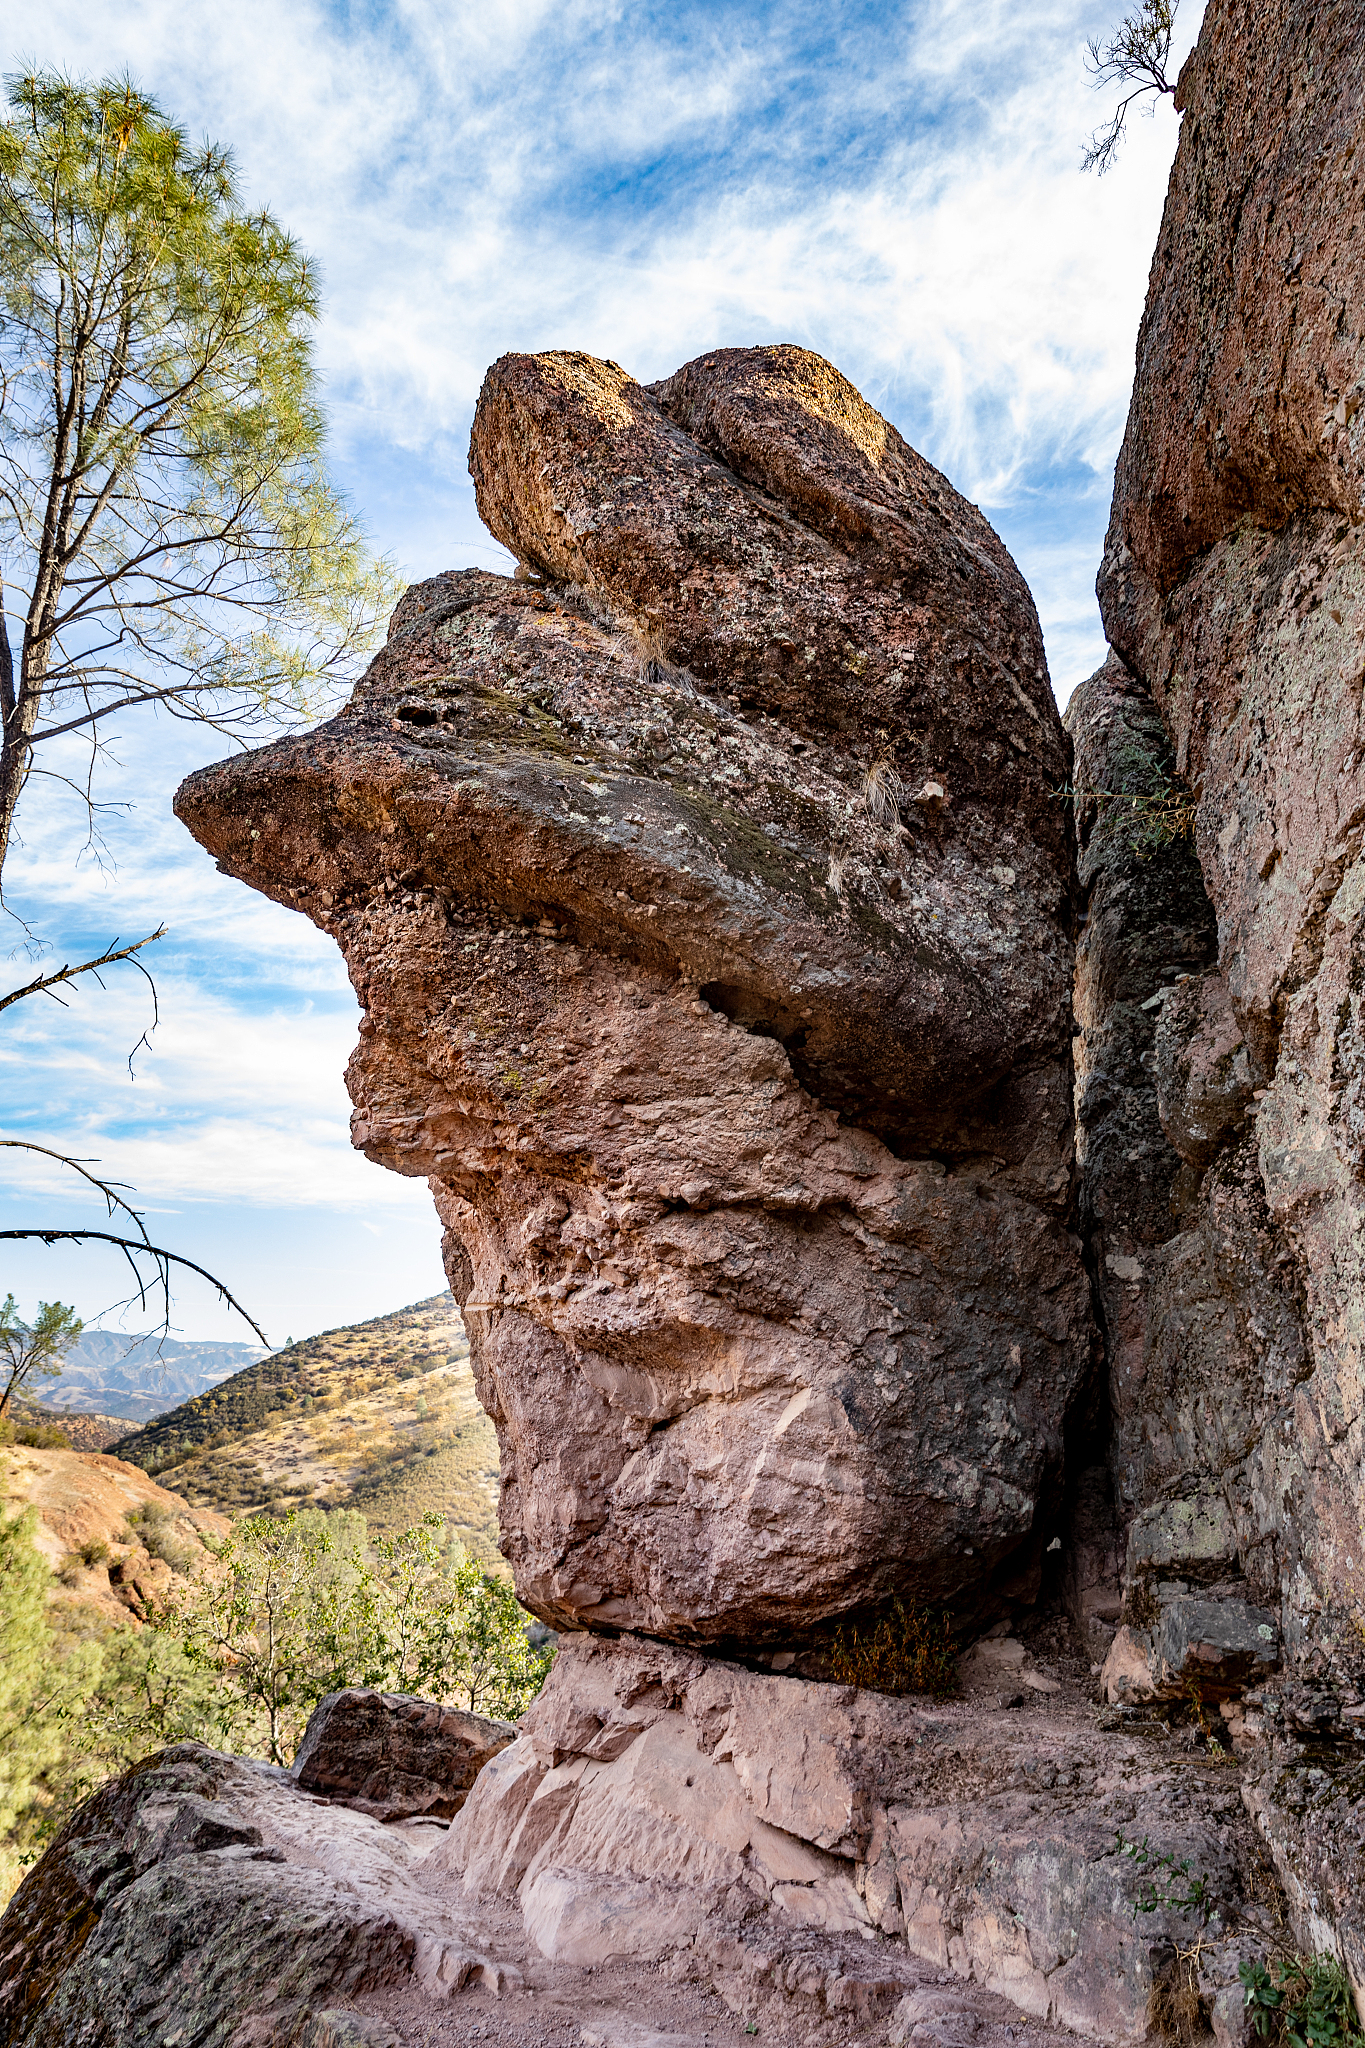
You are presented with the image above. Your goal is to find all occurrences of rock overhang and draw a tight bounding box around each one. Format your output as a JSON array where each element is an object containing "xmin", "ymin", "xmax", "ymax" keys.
[{"xmin": 174, "ymin": 342, "xmax": 1091, "ymax": 1645}]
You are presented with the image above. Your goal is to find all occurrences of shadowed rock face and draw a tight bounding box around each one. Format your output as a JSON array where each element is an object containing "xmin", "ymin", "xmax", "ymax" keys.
[
  {"xmin": 177, "ymin": 344, "xmax": 1090, "ymax": 1644},
  {"xmin": 1097, "ymin": 0, "xmax": 1365, "ymax": 1649}
]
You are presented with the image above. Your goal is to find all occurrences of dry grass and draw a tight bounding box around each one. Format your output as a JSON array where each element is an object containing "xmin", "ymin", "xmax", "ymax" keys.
[
  {"xmin": 861, "ymin": 754, "xmax": 906, "ymax": 829},
  {"xmin": 826, "ymin": 1598, "xmax": 959, "ymax": 1698},
  {"xmin": 1148, "ymin": 1953, "xmax": 1213, "ymax": 2045}
]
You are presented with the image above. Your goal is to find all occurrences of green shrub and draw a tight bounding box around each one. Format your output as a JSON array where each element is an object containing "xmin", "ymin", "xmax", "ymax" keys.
[
  {"xmin": 1241, "ymin": 1955, "xmax": 1365, "ymax": 2048},
  {"xmin": 0, "ymin": 1508, "xmax": 101, "ymax": 1898},
  {"xmin": 826, "ymin": 1597, "xmax": 958, "ymax": 1698},
  {"xmin": 124, "ymin": 1503, "xmax": 196, "ymax": 1576}
]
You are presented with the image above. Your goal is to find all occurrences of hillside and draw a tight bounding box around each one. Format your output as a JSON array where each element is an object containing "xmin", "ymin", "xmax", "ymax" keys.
[
  {"xmin": 112, "ymin": 1293, "xmax": 502, "ymax": 1565},
  {"xmin": 39, "ymin": 1330, "xmax": 266, "ymax": 1423},
  {"xmin": 8, "ymin": 1399, "xmax": 128, "ymax": 1452},
  {"xmin": 1, "ymin": 1443, "xmax": 229, "ymax": 1626}
]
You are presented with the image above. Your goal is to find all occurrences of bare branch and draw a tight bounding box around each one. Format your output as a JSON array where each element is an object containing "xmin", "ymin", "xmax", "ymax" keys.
[
  {"xmin": 0, "ymin": 925, "xmax": 164, "ymax": 1013},
  {"xmin": 0, "ymin": 1227, "xmax": 269, "ymax": 1345},
  {"xmin": 1081, "ymin": 0, "xmax": 1180, "ymax": 174}
]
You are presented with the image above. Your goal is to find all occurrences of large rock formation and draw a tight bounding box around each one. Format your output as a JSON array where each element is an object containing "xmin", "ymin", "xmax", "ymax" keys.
[
  {"xmin": 1072, "ymin": 0, "xmax": 1365, "ymax": 1999},
  {"xmin": 438, "ymin": 1629, "xmax": 1273, "ymax": 2044},
  {"xmin": 1093, "ymin": 0, "xmax": 1365, "ymax": 1668},
  {"xmin": 176, "ymin": 344, "xmax": 1090, "ymax": 1645}
]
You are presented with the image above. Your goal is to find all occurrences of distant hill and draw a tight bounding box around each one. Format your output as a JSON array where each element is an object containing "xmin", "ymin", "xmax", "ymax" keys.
[
  {"xmin": 39, "ymin": 1329, "xmax": 267, "ymax": 1423},
  {"xmin": 8, "ymin": 1397, "xmax": 128, "ymax": 1453},
  {"xmin": 112, "ymin": 1293, "xmax": 503, "ymax": 1566}
]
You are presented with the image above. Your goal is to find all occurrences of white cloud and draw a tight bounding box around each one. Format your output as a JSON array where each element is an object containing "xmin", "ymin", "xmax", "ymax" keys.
[{"xmin": 0, "ymin": 0, "xmax": 1204, "ymax": 1331}]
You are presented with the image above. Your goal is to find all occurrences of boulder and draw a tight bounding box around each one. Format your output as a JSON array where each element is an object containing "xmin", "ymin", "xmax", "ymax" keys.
[
  {"xmin": 175, "ymin": 343, "xmax": 1091, "ymax": 1643},
  {"xmin": 438, "ymin": 1631, "xmax": 1278, "ymax": 2041},
  {"xmin": 292, "ymin": 1688, "xmax": 515, "ymax": 1820},
  {"xmin": 1152, "ymin": 1596, "xmax": 1280, "ymax": 1699},
  {"xmin": 0, "ymin": 1740, "xmax": 520, "ymax": 2048}
]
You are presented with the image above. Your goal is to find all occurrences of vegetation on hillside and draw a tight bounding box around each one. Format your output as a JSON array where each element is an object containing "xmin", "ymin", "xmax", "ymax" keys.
[
  {"xmin": 0, "ymin": 1295, "xmax": 82, "ymax": 1417},
  {"xmin": 0, "ymin": 1399, "xmax": 126, "ymax": 1452},
  {"xmin": 0, "ymin": 1495, "xmax": 550, "ymax": 1901},
  {"xmin": 114, "ymin": 1293, "xmax": 503, "ymax": 1564}
]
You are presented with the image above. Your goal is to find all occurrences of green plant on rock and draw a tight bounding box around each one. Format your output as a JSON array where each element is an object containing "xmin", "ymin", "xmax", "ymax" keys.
[
  {"xmin": 1116, "ymin": 1830, "xmax": 1213, "ymax": 1916},
  {"xmin": 1241, "ymin": 1955, "xmax": 1365, "ymax": 2048},
  {"xmin": 1054, "ymin": 764, "xmax": 1197, "ymax": 860},
  {"xmin": 826, "ymin": 1596, "xmax": 958, "ymax": 1698}
]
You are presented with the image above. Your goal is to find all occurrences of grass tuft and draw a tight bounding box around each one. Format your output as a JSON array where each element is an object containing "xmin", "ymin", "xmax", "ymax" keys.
[{"xmin": 826, "ymin": 1597, "xmax": 958, "ymax": 1698}]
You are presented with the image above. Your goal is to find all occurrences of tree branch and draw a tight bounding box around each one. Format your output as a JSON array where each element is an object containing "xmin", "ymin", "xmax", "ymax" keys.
[
  {"xmin": 0, "ymin": 926, "xmax": 165, "ymax": 1014},
  {"xmin": 0, "ymin": 1228, "xmax": 268, "ymax": 1345}
]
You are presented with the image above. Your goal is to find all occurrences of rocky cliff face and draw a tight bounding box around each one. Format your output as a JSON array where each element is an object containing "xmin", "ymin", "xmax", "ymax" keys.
[
  {"xmin": 176, "ymin": 344, "xmax": 1090, "ymax": 1647},
  {"xmin": 1094, "ymin": 0, "xmax": 1365, "ymax": 1666},
  {"xmin": 13, "ymin": 3, "xmax": 1365, "ymax": 2033}
]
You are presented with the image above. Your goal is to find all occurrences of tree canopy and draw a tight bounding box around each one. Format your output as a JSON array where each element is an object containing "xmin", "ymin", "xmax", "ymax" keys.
[
  {"xmin": 1082, "ymin": 0, "xmax": 1181, "ymax": 175},
  {"xmin": 0, "ymin": 69, "xmax": 399, "ymax": 895}
]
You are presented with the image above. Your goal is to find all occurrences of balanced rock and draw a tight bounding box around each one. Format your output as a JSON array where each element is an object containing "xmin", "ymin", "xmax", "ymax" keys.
[
  {"xmin": 292, "ymin": 1689, "xmax": 515, "ymax": 1820},
  {"xmin": 176, "ymin": 345, "xmax": 1090, "ymax": 1644}
]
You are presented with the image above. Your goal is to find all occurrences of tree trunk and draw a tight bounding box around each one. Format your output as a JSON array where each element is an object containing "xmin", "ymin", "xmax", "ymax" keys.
[{"xmin": 0, "ymin": 641, "xmax": 46, "ymax": 895}]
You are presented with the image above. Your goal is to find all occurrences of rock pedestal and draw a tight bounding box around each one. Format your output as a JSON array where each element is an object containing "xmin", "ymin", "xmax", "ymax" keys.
[{"xmin": 176, "ymin": 344, "xmax": 1090, "ymax": 1645}]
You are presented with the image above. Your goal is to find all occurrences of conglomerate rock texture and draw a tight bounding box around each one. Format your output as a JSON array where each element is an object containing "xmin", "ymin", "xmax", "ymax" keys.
[
  {"xmin": 1094, "ymin": 0, "xmax": 1365, "ymax": 1664},
  {"xmin": 177, "ymin": 345, "xmax": 1090, "ymax": 1646}
]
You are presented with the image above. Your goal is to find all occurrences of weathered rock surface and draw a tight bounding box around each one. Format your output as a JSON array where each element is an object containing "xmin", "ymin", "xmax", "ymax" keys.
[
  {"xmin": 437, "ymin": 1631, "xmax": 1282, "ymax": 2041},
  {"xmin": 292, "ymin": 1689, "xmax": 515, "ymax": 1820},
  {"xmin": 0, "ymin": 1743, "xmax": 465, "ymax": 2048},
  {"xmin": 1066, "ymin": 654, "xmax": 1313, "ymax": 1665},
  {"xmin": 1241, "ymin": 1691, "xmax": 1365, "ymax": 2004},
  {"xmin": 176, "ymin": 344, "xmax": 1090, "ymax": 1643},
  {"xmin": 1096, "ymin": 0, "xmax": 1365, "ymax": 1655},
  {"xmin": 1, "ymin": 1646, "xmax": 1310, "ymax": 2046}
]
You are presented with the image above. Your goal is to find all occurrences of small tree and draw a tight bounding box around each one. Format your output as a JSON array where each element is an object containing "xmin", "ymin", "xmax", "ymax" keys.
[
  {"xmin": 177, "ymin": 1509, "xmax": 369, "ymax": 1764},
  {"xmin": 0, "ymin": 1507, "xmax": 100, "ymax": 1841},
  {"xmin": 1082, "ymin": 0, "xmax": 1180, "ymax": 174},
  {"xmin": 442, "ymin": 1557, "xmax": 554, "ymax": 1720},
  {"xmin": 0, "ymin": 1292, "xmax": 81, "ymax": 1415},
  {"xmin": 0, "ymin": 69, "xmax": 399, "ymax": 899}
]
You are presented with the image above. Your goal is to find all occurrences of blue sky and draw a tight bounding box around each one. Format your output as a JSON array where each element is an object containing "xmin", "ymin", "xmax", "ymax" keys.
[{"xmin": 0, "ymin": 0, "xmax": 1200, "ymax": 1347}]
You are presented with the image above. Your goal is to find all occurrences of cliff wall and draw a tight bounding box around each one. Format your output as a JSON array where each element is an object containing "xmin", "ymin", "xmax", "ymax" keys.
[{"xmin": 1092, "ymin": 0, "xmax": 1365, "ymax": 1663}]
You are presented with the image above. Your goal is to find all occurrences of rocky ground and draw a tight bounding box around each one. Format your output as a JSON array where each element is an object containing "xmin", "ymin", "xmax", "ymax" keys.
[{"xmin": 4, "ymin": 1624, "xmax": 1337, "ymax": 2048}]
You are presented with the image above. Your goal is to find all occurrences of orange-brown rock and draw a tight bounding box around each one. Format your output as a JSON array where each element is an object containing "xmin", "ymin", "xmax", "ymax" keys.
[
  {"xmin": 176, "ymin": 345, "xmax": 1090, "ymax": 1644},
  {"xmin": 1, "ymin": 1444, "xmax": 228, "ymax": 1623}
]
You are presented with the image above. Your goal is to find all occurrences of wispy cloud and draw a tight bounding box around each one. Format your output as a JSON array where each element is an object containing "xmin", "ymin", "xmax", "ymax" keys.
[{"xmin": 0, "ymin": 0, "xmax": 1202, "ymax": 1334}]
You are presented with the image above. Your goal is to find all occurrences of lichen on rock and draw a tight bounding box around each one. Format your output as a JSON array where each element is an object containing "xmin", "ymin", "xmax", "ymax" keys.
[{"xmin": 175, "ymin": 343, "xmax": 1091, "ymax": 1646}]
